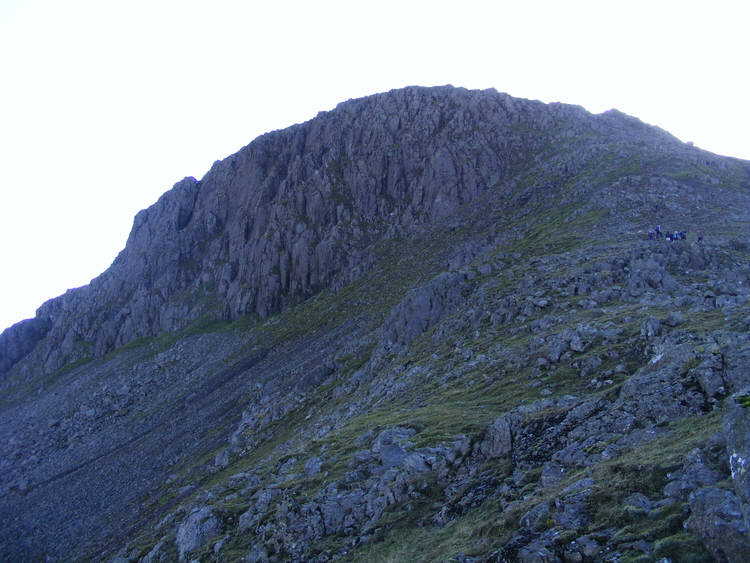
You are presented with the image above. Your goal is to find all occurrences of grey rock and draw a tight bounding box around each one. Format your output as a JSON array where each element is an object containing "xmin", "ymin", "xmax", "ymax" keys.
[
  {"xmin": 553, "ymin": 489, "xmax": 592, "ymax": 529},
  {"xmin": 403, "ymin": 452, "xmax": 431, "ymax": 473},
  {"xmin": 321, "ymin": 500, "xmax": 345, "ymax": 534},
  {"xmin": 724, "ymin": 401, "xmax": 750, "ymax": 531},
  {"xmin": 518, "ymin": 541, "xmax": 561, "ymax": 563},
  {"xmin": 569, "ymin": 324, "xmax": 597, "ymax": 353},
  {"xmin": 3, "ymin": 86, "xmax": 522, "ymax": 379},
  {"xmin": 540, "ymin": 461, "xmax": 567, "ymax": 488},
  {"xmin": 0, "ymin": 317, "xmax": 51, "ymax": 376},
  {"xmin": 139, "ymin": 540, "xmax": 166, "ymax": 563},
  {"xmin": 371, "ymin": 427, "xmax": 415, "ymax": 453},
  {"xmin": 213, "ymin": 536, "xmax": 228, "ymax": 554},
  {"xmin": 664, "ymin": 448, "xmax": 721, "ymax": 499},
  {"xmin": 375, "ymin": 271, "xmax": 467, "ymax": 359},
  {"xmin": 238, "ymin": 488, "xmax": 280, "ymax": 532},
  {"xmin": 480, "ymin": 414, "xmax": 515, "ymax": 458},
  {"xmin": 245, "ymin": 544, "xmax": 269, "ymax": 563},
  {"xmin": 520, "ymin": 501, "xmax": 552, "ymax": 531},
  {"xmin": 305, "ymin": 456, "xmax": 323, "ymax": 476},
  {"xmin": 3, "ymin": 84, "xmax": 750, "ymax": 561},
  {"xmin": 214, "ymin": 448, "xmax": 230, "ymax": 469},
  {"xmin": 175, "ymin": 507, "xmax": 221, "ymax": 561},
  {"xmin": 573, "ymin": 534, "xmax": 602, "ymax": 559},
  {"xmin": 684, "ymin": 487, "xmax": 750, "ymax": 562},
  {"xmin": 562, "ymin": 477, "xmax": 594, "ymax": 494},
  {"xmin": 623, "ymin": 492, "xmax": 653, "ymax": 511},
  {"xmin": 691, "ymin": 356, "xmax": 726, "ymax": 399},
  {"xmin": 378, "ymin": 443, "xmax": 407, "ymax": 467},
  {"xmin": 544, "ymin": 337, "xmax": 569, "ymax": 363},
  {"xmin": 723, "ymin": 339, "xmax": 750, "ymax": 392},
  {"xmin": 640, "ymin": 317, "xmax": 662, "ymax": 339},
  {"xmin": 663, "ymin": 311, "xmax": 684, "ymax": 327},
  {"xmin": 448, "ymin": 435, "xmax": 472, "ymax": 464},
  {"xmin": 618, "ymin": 362, "xmax": 705, "ymax": 426}
]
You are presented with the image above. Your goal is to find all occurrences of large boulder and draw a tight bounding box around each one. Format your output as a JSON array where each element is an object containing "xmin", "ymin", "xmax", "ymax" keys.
[
  {"xmin": 724, "ymin": 398, "xmax": 750, "ymax": 533},
  {"xmin": 176, "ymin": 507, "xmax": 222, "ymax": 561},
  {"xmin": 480, "ymin": 414, "xmax": 516, "ymax": 458},
  {"xmin": 684, "ymin": 487, "xmax": 750, "ymax": 562}
]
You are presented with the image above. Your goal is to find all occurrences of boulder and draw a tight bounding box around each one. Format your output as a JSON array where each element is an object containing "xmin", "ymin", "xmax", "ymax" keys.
[
  {"xmin": 663, "ymin": 448, "xmax": 721, "ymax": 500},
  {"xmin": 176, "ymin": 507, "xmax": 221, "ymax": 561},
  {"xmin": 552, "ymin": 489, "xmax": 592, "ymax": 529},
  {"xmin": 684, "ymin": 487, "xmax": 750, "ymax": 562},
  {"xmin": 480, "ymin": 414, "xmax": 515, "ymax": 459},
  {"xmin": 724, "ymin": 400, "xmax": 750, "ymax": 531},
  {"xmin": 520, "ymin": 501, "xmax": 552, "ymax": 531},
  {"xmin": 517, "ymin": 541, "xmax": 561, "ymax": 563},
  {"xmin": 540, "ymin": 461, "xmax": 567, "ymax": 488},
  {"xmin": 305, "ymin": 456, "xmax": 323, "ymax": 476}
]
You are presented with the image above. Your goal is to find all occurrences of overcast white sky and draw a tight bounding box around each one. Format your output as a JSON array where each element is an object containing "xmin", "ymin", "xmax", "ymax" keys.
[{"xmin": 1, "ymin": 0, "xmax": 748, "ymax": 331}]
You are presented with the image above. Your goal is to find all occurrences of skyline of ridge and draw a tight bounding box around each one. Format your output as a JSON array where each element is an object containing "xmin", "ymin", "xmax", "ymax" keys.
[{"xmin": 2, "ymin": 1, "xmax": 748, "ymax": 331}]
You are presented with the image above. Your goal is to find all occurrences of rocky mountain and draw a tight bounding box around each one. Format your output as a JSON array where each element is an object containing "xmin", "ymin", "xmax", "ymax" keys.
[{"xmin": 2, "ymin": 85, "xmax": 750, "ymax": 562}]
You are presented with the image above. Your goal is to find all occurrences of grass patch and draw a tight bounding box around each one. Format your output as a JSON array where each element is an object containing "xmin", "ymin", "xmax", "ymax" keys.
[{"xmin": 587, "ymin": 408, "xmax": 725, "ymax": 540}]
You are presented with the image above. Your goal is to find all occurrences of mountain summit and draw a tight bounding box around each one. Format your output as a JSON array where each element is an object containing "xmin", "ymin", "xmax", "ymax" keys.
[
  {"xmin": 0, "ymin": 86, "xmax": 704, "ymax": 379},
  {"xmin": 2, "ymin": 86, "xmax": 750, "ymax": 561}
]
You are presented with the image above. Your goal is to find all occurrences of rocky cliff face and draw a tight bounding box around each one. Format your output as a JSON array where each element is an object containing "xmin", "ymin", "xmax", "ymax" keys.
[
  {"xmin": 0, "ymin": 86, "xmax": 697, "ymax": 381},
  {"xmin": 2, "ymin": 86, "xmax": 750, "ymax": 562}
]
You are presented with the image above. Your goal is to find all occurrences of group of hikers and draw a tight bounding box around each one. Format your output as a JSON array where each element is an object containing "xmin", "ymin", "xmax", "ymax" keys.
[{"xmin": 647, "ymin": 225, "xmax": 703, "ymax": 243}]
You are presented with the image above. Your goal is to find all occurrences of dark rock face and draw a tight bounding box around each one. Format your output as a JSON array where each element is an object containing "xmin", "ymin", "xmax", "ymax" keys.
[
  {"xmin": 176, "ymin": 507, "xmax": 222, "ymax": 561},
  {"xmin": 725, "ymin": 401, "xmax": 750, "ymax": 532},
  {"xmin": 0, "ymin": 317, "xmax": 51, "ymax": 375},
  {"xmin": 0, "ymin": 86, "xmax": 688, "ymax": 380},
  {"xmin": 685, "ymin": 487, "xmax": 750, "ymax": 562},
  {"xmin": 2, "ymin": 86, "xmax": 750, "ymax": 562}
]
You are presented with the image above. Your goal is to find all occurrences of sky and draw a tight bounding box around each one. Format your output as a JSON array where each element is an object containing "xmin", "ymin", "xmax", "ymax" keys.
[{"xmin": 1, "ymin": 0, "xmax": 749, "ymax": 331}]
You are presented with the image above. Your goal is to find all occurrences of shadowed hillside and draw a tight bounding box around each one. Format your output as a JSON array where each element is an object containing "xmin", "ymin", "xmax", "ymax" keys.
[{"xmin": 2, "ymin": 86, "xmax": 750, "ymax": 562}]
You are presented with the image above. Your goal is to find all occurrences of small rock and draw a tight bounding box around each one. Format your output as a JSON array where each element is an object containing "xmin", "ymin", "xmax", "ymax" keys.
[
  {"xmin": 305, "ymin": 456, "xmax": 323, "ymax": 476},
  {"xmin": 663, "ymin": 311, "xmax": 684, "ymax": 327},
  {"xmin": 623, "ymin": 492, "xmax": 652, "ymax": 511},
  {"xmin": 214, "ymin": 449, "xmax": 230, "ymax": 469}
]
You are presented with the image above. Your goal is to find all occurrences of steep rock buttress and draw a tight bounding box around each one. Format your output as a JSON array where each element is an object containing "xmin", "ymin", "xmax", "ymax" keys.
[{"xmin": 0, "ymin": 85, "xmax": 697, "ymax": 379}]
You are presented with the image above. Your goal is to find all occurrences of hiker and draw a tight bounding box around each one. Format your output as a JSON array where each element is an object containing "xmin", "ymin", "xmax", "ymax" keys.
[
  {"xmin": 648, "ymin": 229, "xmax": 654, "ymax": 240},
  {"xmin": 674, "ymin": 231, "xmax": 680, "ymax": 241},
  {"xmin": 665, "ymin": 232, "xmax": 672, "ymax": 241},
  {"xmin": 680, "ymin": 231, "xmax": 687, "ymax": 240},
  {"xmin": 655, "ymin": 225, "xmax": 661, "ymax": 239},
  {"xmin": 697, "ymin": 231, "xmax": 704, "ymax": 244}
]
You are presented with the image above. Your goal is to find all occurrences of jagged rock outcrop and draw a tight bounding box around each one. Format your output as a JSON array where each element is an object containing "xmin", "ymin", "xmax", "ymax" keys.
[
  {"xmin": 1, "ymin": 85, "xmax": 703, "ymax": 380},
  {"xmin": 2, "ymin": 85, "xmax": 750, "ymax": 562},
  {"xmin": 0, "ymin": 316, "xmax": 51, "ymax": 375},
  {"xmin": 176, "ymin": 507, "xmax": 222, "ymax": 561}
]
